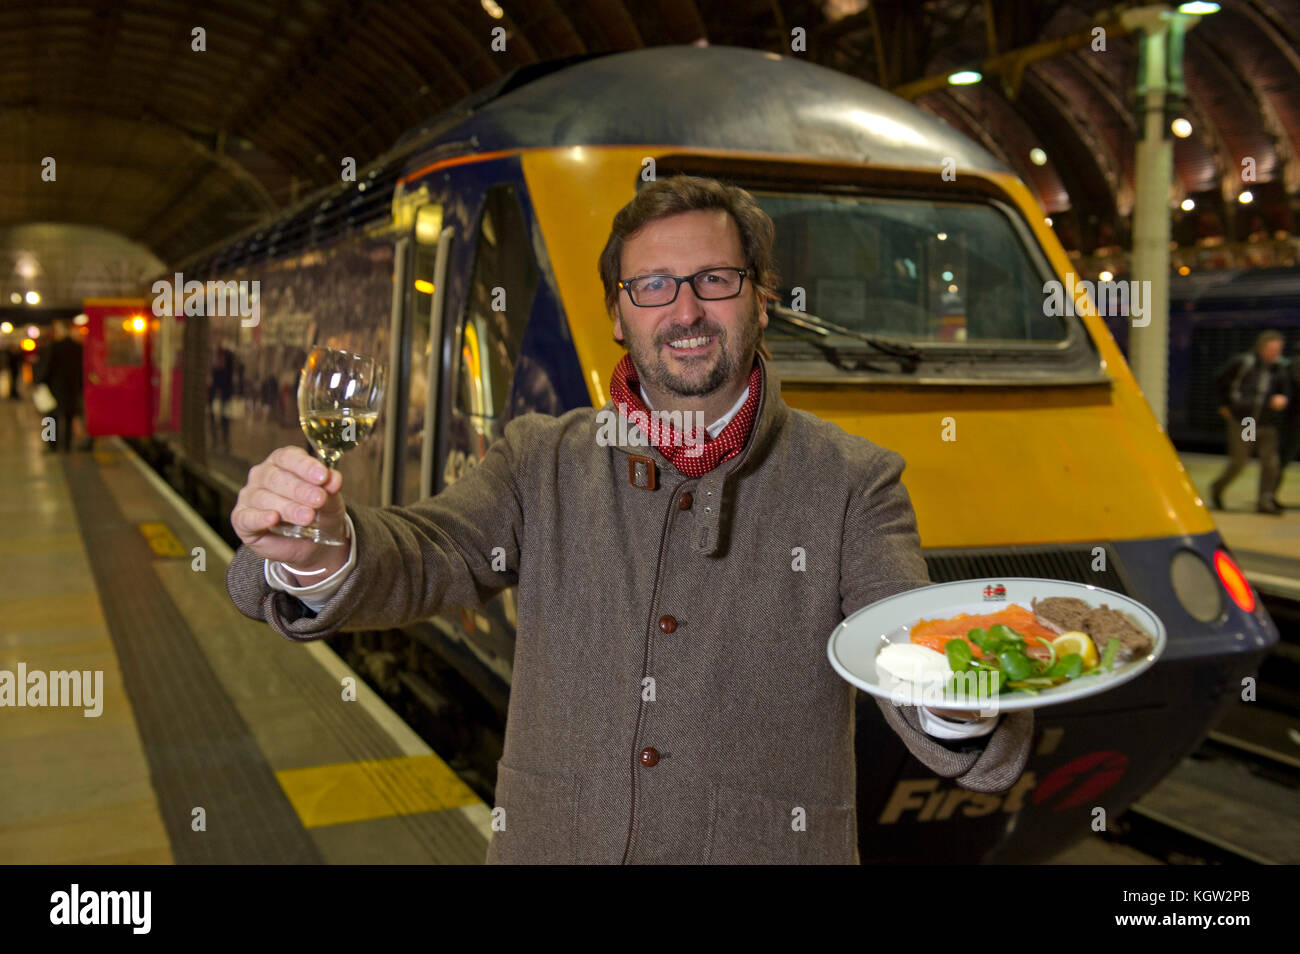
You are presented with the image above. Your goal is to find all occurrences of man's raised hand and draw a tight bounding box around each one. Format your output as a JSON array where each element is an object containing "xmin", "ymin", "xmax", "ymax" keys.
[{"xmin": 231, "ymin": 446, "xmax": 349, "ymax": 581}]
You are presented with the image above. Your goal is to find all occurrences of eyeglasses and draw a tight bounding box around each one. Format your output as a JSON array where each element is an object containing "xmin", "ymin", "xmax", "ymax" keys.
[{"xmin": 618, "ymin": 267, "xmax": 748, "ymax": 307}]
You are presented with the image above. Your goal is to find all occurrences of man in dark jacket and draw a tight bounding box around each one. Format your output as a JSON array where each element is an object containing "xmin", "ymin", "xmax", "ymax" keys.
[
  {"xmin": 33, "ymin": 320, "xmax": 85, "ymax": 453},
  {"xmin": 5, "ymin": 344, "xmax": 22, "ymax": 400},
  {"xmin": 1277, "ymin": 347, "xmax": 1300, "ymax": 506},
  {"xmin": 1210, "ymin": 330, "xmax": 1291, "ymax": 514}
]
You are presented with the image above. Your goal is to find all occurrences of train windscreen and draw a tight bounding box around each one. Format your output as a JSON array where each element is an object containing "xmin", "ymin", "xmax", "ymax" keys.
[{"xmin": 756, "ymin": 192, "xmax": 1063, "ymax": 346}]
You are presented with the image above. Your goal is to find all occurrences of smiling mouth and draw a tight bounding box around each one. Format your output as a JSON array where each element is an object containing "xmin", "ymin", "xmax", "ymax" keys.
[{"xmin": 665, "ymin": 335, "xmax": 715, "ymax": 352}]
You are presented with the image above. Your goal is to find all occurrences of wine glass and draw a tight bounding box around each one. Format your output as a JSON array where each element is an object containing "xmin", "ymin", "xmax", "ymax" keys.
[{"xmin": 267, "ymin": 346, "xmax": 385, "ymax": 546}]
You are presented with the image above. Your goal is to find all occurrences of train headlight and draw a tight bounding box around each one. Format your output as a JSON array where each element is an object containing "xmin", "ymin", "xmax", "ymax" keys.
[
  {"xmin": 1212, "ymin": 549, "xmax": 1255, "ymax": 614},
  {"xmin": 1170, "ymin": 549, "xmax": 1224, "ymax": 622}
]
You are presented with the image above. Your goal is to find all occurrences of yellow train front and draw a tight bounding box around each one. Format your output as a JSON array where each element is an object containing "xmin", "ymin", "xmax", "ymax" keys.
[{"xmin": 147, "ymin": 46, "xmax": 1279, "ymax": 863}]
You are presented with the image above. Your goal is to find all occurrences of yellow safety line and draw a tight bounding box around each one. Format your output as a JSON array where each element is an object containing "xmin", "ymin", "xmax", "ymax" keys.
[
  {"xmin": 275, "ymin": 754, "xmax": 482, "ymax": 829},
  {"xmin": 137, "ymin": 522, "xmax": 187, "ymax": 558}
]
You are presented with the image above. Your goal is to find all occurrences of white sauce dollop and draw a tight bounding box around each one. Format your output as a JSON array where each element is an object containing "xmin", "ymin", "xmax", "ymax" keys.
[{"xmin": 876, "ymin": 643, "xmax": 953, "ymax": 688}]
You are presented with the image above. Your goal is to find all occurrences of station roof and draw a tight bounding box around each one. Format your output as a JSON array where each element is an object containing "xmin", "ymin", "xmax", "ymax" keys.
[{"xmin": 3, "ymin": 0, "xmax": 1298, "ymax": 266}]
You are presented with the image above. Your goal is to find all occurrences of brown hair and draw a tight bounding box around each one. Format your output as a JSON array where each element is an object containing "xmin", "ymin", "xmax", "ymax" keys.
[
  {"xmin": 1257, "ymin": 330, "xmax": 1284, "ymax": 349},
  {"xmin": 598, "ymin": 175, "xmax": 778, "ymax": 359}
]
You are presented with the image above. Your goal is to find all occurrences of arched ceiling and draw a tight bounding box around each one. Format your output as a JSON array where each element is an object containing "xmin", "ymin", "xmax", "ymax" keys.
[{"xmin": 3, "ymin": 0, "xmax": 1298, "ymax": 265}]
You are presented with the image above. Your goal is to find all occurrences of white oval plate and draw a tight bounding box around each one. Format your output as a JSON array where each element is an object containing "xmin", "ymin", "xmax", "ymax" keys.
[{"xmin": 827, "ymin": 578, "xmax": 1167, "ymax": 713}]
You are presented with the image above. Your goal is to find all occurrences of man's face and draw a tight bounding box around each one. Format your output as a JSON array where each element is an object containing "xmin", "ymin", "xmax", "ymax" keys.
[
  {"xmin": 1260, "ymin": 340, "xmax": 1283, "ymax": 363},
  {"xmin": 612, "ymin": 209, "xmax": 768, "ymax": 398}
]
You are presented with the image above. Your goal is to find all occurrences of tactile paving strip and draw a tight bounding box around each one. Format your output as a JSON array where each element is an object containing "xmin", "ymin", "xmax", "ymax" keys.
[{"xmin": 61, "ymin": 455, "xmax": 324, "ymax": 864}]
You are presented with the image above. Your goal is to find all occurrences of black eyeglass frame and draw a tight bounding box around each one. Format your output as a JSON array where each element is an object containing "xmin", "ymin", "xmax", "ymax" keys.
[{"xmin": 617, "ymin": 267, "xmax": 749, "ymax": 307}]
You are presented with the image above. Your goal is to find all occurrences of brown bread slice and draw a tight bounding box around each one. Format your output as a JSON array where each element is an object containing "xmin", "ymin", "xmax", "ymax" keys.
[
  {"xmin": 1031, "ymin": 596, "xmax": 1093, "ymax": 635},
  {"xmin": 1081, "ymin": 604, "xmax": 1154, "ymax": 663}
]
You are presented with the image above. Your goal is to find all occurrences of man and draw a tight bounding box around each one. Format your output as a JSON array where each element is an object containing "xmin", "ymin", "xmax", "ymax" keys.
[
  {"xmin": 6, "ymin": 343, "xmax": 23, "ymax": 400},
  {"xmin": 1210, "ymin": 330, "xmax": 1291, "ymax": 515},
  {"xmin": 1276, "ymin": 344, "xmax": 1300, "ymax": 506},
  {"xmin": 227, "ymin": 176, "xmax": 1032, "ymax": 864},
  {"xmin": 33, "ymin": 320, "xmax": 85, "ymax": 453}
]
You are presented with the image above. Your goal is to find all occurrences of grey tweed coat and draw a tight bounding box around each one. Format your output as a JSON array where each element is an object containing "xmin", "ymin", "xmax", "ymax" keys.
[{"xmin": 226, "ymin": 354, "xmax": 1032, "ymax": 864}]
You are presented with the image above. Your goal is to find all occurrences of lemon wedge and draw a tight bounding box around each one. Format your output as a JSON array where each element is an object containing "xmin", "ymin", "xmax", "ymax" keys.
[{"xmin": 1052, "ymin": 631, "xmax": 1099, "ymax": 668}]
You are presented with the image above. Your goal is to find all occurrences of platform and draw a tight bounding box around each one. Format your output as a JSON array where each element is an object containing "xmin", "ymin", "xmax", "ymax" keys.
[
  {"xmin": 1178, "ymin": 451, "xmax": 1300, "ymax": 600},
  {"xmin": 0, "ymin": 400, "xmax": 491, "ymax": 864},
  {"xmin": 3, "ymin": 393, "xmax": 1297, "ymax": 865}
]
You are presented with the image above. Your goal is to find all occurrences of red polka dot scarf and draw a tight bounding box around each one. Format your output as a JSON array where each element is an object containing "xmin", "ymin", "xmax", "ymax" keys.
[{"xmin": 608, "ymin": 353, "xmax": 763, "ymax": 478}]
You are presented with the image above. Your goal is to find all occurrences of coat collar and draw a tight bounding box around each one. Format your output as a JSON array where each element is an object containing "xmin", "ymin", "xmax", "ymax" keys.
[{"xmin": 600, "ymin": 353, "xmax": 790, "ymax": 556}]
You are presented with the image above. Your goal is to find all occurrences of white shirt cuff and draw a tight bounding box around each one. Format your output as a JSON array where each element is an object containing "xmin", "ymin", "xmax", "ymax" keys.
[
  {"xmin": 263, "ymin": 513, "xmax": 357, "ymax": 612},
  {"xmin": 918, "ymin": 706, "xmax": 1000, "ymax": 739}
]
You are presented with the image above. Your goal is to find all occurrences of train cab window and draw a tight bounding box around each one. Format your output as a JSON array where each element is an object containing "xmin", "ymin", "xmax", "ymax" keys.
[
  {"xmin": 756, "ymin": 192, "xmax": 1065, "ymax": 346},
  {"xmin": 455, "ymin": 186, "xmax": 539, "ymax": 419},
  {"xmin": 105, "ymin": 316, "xmax": 145, "ymax": 367}
]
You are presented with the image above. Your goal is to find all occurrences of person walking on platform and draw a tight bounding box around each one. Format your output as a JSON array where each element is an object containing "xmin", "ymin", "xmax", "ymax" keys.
[
  {"xmin": 223, "ymin": 176, "xmax": 1033, "ymax": 865},
  {"xmin": 1277, "ymin": 345, "xmax": 1300, "ymax": 507},
  {"xmin": 1210, "ymin": 331, "xmax": 1291, "ymax": 515},
  {"xmin": 5, "ymin": 344, "xmax": 23, "ymax": 400},
  {"xmin": 33, "ymin": 320, "xmax": 87, "ymax": 454}
]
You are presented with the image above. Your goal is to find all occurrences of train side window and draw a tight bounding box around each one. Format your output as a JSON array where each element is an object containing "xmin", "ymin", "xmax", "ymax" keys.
[{"xmin": 455, "ymin": 185, "xmax": 539, "ymax": 419}]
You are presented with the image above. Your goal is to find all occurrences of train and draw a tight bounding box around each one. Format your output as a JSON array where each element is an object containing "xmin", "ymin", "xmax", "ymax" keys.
[{"xmin": 79, "ymin": 45, "xmax": 1278, "ymax": 863}]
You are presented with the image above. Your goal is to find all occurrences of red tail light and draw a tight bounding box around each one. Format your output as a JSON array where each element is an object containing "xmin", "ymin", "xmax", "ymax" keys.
[{"xmin": 1213, "ymin": 550, "xmax": 1255, "ymax": 613}]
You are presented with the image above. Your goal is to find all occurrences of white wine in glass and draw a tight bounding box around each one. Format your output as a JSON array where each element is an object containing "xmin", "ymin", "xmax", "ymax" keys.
[{"xmin": 267, "ymin": 345, "xmax": 385, "ymax": 546}]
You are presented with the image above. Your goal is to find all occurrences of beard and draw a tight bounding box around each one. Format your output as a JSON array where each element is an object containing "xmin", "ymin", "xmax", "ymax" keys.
[{"xmin": 623, "ymin": 295, "xmax": 762, "ymax": 398}]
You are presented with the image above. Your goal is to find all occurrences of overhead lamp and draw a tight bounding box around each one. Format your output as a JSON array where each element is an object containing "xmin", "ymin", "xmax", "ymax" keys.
[
  {"xmin": 25, "ymin": 291, "xmax": 40, "ymax": 304},
  {"xmin": 1181, "ymin": 198, "xmax": 1196, "ymax": 211},
  {"xmin": 1177, "ymin": 2, "xmax": 1220, "ymax": 14},
  {"xmin": 0, "ymin": 321, "xmax": 11, "ymax": 334},
  {"xmin": 1099, "ymin": 270, "xmax": 1114, "ymax": 282},
  {"xmin": 1029, "ymin": 148, "xmax": 1047, "ymax": 166},
  {"xmin": 1171, "ymin": 118, "xmax": 1193, "ymax": 138},
  {"xmin": 947, "ymin": 70, "xmax": 982, "ymax": 86},
  {"xmin": 1238, "ymin": 191, "xmax": 1253, "ymax": 204}
]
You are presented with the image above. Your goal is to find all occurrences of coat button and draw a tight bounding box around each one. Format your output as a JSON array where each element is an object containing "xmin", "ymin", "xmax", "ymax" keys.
[
  {"xmin": 658, "ymin": 615, "xmax": 677, "ymax": 633},
  {"xmin": 679, "ymin": 492, "xmax": 693, "ymax": 510},
  {"xmin": 640, "ymin": 747, "xmax": 659, "ymax": 767}
]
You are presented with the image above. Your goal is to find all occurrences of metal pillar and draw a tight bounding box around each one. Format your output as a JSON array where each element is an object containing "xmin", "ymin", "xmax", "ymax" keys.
[{"xmin": 1122, "ymin": 6, "xmax": 1201, "ymax": 430}]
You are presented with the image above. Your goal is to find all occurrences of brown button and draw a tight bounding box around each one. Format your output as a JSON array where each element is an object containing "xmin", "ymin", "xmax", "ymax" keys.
[
  {"xmin": 658, "ymin": 615, "xmax": 677, "ymax": 633},
  {"xmin": 679, "ymin": 492, "xmax": 693, "ymax": 510},
  {"xmin": 640, "ymin": 747, "xmax": 659, "ymax": 767}
]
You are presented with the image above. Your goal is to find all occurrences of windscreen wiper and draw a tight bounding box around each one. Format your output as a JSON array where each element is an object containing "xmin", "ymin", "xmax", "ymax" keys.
[{"xmin": 766, "ymin": 303, "xmax": 921, "ymax": 373}]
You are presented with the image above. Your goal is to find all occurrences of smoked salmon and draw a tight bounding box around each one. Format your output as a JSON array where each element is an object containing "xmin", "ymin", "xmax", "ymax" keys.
[{"xmin": 909, "ymin": 604, "xmax": 1057, "ymax": 660}]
